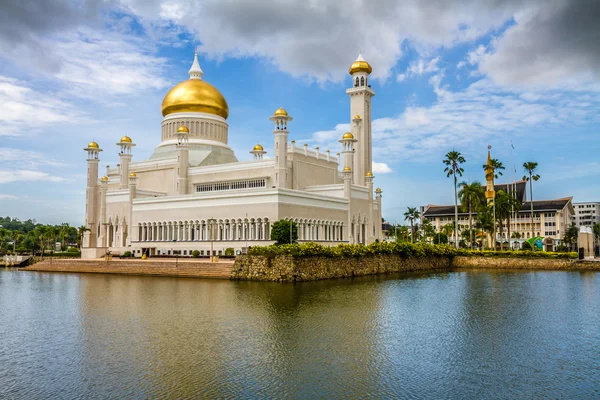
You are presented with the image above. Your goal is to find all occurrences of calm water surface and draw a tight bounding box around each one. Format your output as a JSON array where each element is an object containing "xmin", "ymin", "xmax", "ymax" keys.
[{"xmin": 1, "ymin": 268, "xmax": 599, "ymax": 399}]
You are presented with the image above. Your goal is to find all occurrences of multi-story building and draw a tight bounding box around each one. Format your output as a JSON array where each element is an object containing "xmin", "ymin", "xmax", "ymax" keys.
[{"xmin": 572, "ymin": 202, "xmax": 600, "ymax": 227}]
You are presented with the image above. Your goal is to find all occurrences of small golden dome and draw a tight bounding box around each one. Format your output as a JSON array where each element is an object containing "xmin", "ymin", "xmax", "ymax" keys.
[
  {"xmin": 129, "ymin": 172, "xmax": 137, "ymax": 177},
  {"xmin": 342, "ymin": 132, "xmax": 354, "ymax": 139},
  {"xmin": 177, "ymin": 125, "xmax": 189, "ymax": 133},
  {"xmin": 100, "ymin": 176, "xmax": 108, "ymax": 181},
  {"xmin": 315, "ymin": 146, "xmax": 319, "ymax": 150},
  {"xmin": 366, "ymin": 171, "xmax": 373, "ymax": 177},
  {"xmin": 120, "ymin": 136, "xmax": 132, "ymax": 143},
  {"xmin": 375, "ymin": 187, "xmax": 382, "ymax": 193},
  {"xmin": 274, "ymin": 107, "xmax": 288, "ymax": 116},
  {"xmin": 253, "ymin": 144, "xmax": 264, "ymax": 151},
  {"xmin": 354, "ymin": 114, "xmax": 361, "ymax": 120},
  {"xmin": 87, "ymin": 141, "xmax": 99, "ymax": 149},
  {"xmin": 343, "ymin": 166, "xmax": 352, "ymax": 171},
  {"xmin": 349, "ymin": 53, "xmax": 373, "ymax": 75},
  {"xmin": 161, "ymin": 79, "xmax": 229, "ymax": 119}
]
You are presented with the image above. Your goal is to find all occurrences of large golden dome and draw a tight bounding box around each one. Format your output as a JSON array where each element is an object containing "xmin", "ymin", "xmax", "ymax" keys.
[{"xmin": 161, "ymin": 79, "xmax": 229, "ymax": 119}]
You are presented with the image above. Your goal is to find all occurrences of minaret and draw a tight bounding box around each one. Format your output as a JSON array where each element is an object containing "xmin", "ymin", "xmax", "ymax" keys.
[
  {"xmin": 343, "ymin": 166, "xmax": 353, "ymax": 242},
  {"xmin": 176, "ymin": 125, "xmax": 189, "ymax": 195},
  {"xmin": 339, "ymin": 132, "xmax": 357, "ymax": 183},
  {"xmin": 117, "ymin": 135, "xmax": 135, "ymax": 189},
  {"xmin": 269, "ymin": 107, "xmax": 292, "ymax": 188},
  {"xmin": 375, "ymin": 187, "xmax": 383, "ymax": 239},
  {"xmin": 485, "ymin": 146, "xmax": 495, "ymax": 205},
  {"xmin": 347, "ymin": 53, "xmax": 374, "ymax": 186},
  {"xmin": 365, "ymin": 171, "xmax": 374, "ymax": 243},
  {"xmin": 99, "ymin": 175, "xmax": 108, "ymax": 248},
  {"xmin": 83, "ymin": 141, "xmax": 102, "ymax": 248},
  {"xmin": 250, "ymin": 144, "xmax": 266, "ymax": 160}
]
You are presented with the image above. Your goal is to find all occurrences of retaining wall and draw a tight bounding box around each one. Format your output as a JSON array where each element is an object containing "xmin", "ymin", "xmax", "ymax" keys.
[{"xmin": 452, "ymin": 256, "xmax": 599, "ymax": 270}]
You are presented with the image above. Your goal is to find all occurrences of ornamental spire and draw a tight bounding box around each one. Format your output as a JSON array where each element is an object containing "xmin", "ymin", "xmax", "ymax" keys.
[{"xmin": 189, "ymin": 49, "xmax": 203, "ymax": 80}]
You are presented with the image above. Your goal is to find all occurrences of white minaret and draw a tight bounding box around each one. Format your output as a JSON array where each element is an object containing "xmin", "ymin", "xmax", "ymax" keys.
[
  {"xmin": 99, "ymin": 175, "xmax": 108, "ymax": 248},
  {"xmin": 83, "ymin": 141, "xmax": 102, "ymax": 248},
  {"xmin": 117, "ymin": 135, "xmax": 135, "ymax": 189},
  {"xmin": 343, "ymin": 166, "xmax": 353, "ymax": 242},
  {"xmin": 339, "ymin": 132, "xmax": 357, "ymax": 184},
  {"xmin": 175, "ymin": 125, "xmax": 189, "ymax": 195},
  {"xmin": 347, "ymin": 53, "xmax": 374, "ymax": 186},
  {"xmin": 128, "ymin": 172, "xmax": 137, "ymax": 245},
  {"xmin": 250, "ymin": 144, "xmax": 267, "ymax": 160},
  {"xmin": 375, "ymin": 187, "xmax": 382, "ymax": 239},
  {"xmin": 365, "ymin": 171, "xmax": 375, "ymax": 243},
  {"xmin": 269, "ymin": 107, "xmax": 292, "ymax": 188}
]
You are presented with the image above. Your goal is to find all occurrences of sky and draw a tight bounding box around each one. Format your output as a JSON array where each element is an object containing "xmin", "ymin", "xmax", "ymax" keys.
[{"xmin": 0, "ymin": 0, "xmax": 599, "ymax": 226}]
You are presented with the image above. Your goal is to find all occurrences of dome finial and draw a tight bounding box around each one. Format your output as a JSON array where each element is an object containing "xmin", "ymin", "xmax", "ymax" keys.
[{"xmin": 189, "ymin": 48, "xmax": 203, "ymax": 80}]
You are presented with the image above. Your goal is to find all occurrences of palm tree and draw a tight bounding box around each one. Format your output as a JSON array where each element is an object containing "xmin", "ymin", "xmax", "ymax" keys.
[
  {"xmin": 482, "ymin": 158, "xmax": 505, "ymax": 180},
  {"xmin": 523, "ymin": 162, "xmax": 541, "ymax": 244},
  {"xmin": 458, "ymin": 181, "xmax": 483, "ymax": 248},
  {"xmin": 495, "ymin": 190, "xmax": 521, "ymax": 250},
  {"xmin": 403, "ymin": 207, "xmax": 420, "ymax": 243},
  {"xmin": 441, "ymin": 222, "xmax": 455, "ymax": 239},
  {"xmin": 421, "ymin": 219, "xmax": 436, "ymax": 243},
  {"xmin": 443, "ymin": 151, "xmax": 466, "ymax": 248},
  {"xmin": 475, "ymin": 206, "xmax": 494, "ymax": 248}
]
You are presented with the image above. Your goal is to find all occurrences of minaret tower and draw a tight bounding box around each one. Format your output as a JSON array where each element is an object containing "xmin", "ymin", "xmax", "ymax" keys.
[
  {"xmin": 117, "ymin": 135, "xmax": 135, "ymax": 189},
  {"xmin": 365, "ymin": 171, "xmax": 375, "ymax": 243},
  {"xmin": 176, "ymin": 125, "xmax": 189, "ymax": 195},
  {"xmin": 83, "ymin": 141, "xmax": 102, "ymax": 248},
  {"xmin": 339, "ymin": 132, "xmax": 357, "ymax": 183},
  {"xmin": 485, "ymin": 145, "xmax": 495, "ymax": 205},
  {"xmin": 269, "ymin": 107, "xmax": 292, "ymax": 188},
  {"xmin": 347, "ymin": 52, "xmax": 374, "ymax": 186}
]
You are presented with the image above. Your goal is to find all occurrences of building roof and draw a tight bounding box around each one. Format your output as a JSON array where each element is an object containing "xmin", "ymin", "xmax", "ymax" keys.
[
  {"xmin": 495, "ymin": 180, "xmax": 527, "ymax": 203},
  {"xmin": 422, "ymin": 197, "xmax": 573, "ymax": 217}
]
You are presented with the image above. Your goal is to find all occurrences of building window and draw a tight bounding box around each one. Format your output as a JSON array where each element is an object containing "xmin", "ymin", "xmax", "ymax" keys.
[{"xmin": 195, "ymin": 178, "xmax": 267, "ymax": 193}]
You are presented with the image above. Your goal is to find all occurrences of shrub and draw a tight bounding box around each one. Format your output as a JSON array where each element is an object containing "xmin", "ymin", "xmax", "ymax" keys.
[
  {"xmin": 556, "ymin": 245, "xmax": 569, "ymax": 253},
  {"xmin": 192, "ymin": 250, "xmax": 200, "ymax": 258},
  {"xmin": 521, "ymin": 241, "xmax": 532, "ymax": 250},
  {"xmin": 270, "ymin": 220, "xmax": 298, "ymax": 245},
  {"xmin": 123, "ymin": 251, "xmax": 132, "ymax": 257},
  {"xmin": 433, "ymin": 232, "xmax": 448, "ymax": 244},
  {"xmin": 224, "ymin": 248, "xmax": 235, "ymax": 256},
  {"xmin": 67, "ymin": 247, "xmax": 79, "ymax": 253}
]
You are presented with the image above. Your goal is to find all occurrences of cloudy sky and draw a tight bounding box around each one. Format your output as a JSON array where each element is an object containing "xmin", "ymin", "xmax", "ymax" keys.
[{"xmin": 1, "ymin": 0, "xmax": 599, "ymax": 225}]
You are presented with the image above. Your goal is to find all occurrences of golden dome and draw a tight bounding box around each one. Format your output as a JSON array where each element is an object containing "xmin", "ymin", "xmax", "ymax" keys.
[
  {"xmin": 120, "ymin": 136, "xmax": 132, "ymax": 143},
  {"xmin": 177, "ymin": 125, "xmax": 189, "ymax": 133},
  {"xmin": 342, "ymin": 132, "xmax": 354, "ymax": 139},
  {"xmin": 343, "ymin": 166, "xmax": 352, "ymax": 171},
  {"xmin": 253, "ymin": 144, "xmax": 264, "ymax": 151},
  {"xmin": 349, "ymin": 53, "xmax": 373, "ymax": 75},
  {"xmin": 375, "ymin": 187, "xmax": 382, "ymax": 193},
  {"xmin": 129, "ymin": 172, "xmax": 137, "ymax": 177},
  {"xmin": 274, "ymin": 107, "xmax": 288, "ymax": 116},
  {"xmin": 161, "ymin": 79, "xmax": 229, "ymax": 119},
  {"xmin": 100, "ymin": 176, "xmax": 109, "ymax": 181},
  {"xmin": 366, "ymin": 171, "xmax": 373, "ymax": 177},
  {"xmin": 354, "ymin": 114, "xmax": 361, "ymax": 120},
  {"xmin": 87, "ymin": 141, "xmax": 99, "ymax": 149}
]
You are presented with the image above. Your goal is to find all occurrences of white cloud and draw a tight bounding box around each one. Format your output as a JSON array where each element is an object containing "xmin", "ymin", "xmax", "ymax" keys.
[
  {"xmin": 372, "ymin": 162, "xmax": 392, "ymax": 174},
  {"xmin": 0, "ymin": 170, "xmax": 66, "ymax": 184},
  {"xmin": 0, "ymin": 194, "xmax": 18, "ymax": 200},
  {"xmin": 0, "ymin": 76, "xmax": 85, "ymax": 136},
  {"xmin": 0, "ymin": 148, "xmax": 69, "ymax": 168}
]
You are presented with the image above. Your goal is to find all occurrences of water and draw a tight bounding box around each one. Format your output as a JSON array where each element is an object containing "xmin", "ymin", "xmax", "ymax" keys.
[{"xmin": 1, "ymin": 269, "xmax": 599, "ymax": 399}]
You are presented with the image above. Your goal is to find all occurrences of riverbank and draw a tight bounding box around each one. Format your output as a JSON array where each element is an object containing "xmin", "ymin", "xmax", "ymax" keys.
[
  {"xmin": 22, "ymin": 258, "xmax": 233, "ymax": 279},
  {"xmin": 453, "ymin": 256, "xmax": 600, "ymax": 270}
]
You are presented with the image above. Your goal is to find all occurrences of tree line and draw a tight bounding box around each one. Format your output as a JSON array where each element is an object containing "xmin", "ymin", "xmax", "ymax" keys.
[{"xmin": 0, "ymin": 217, "xmax": 87, "ymax": 255}]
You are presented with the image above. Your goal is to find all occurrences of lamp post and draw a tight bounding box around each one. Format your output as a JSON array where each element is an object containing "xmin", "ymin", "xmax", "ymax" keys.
[{"xmin": 172, "ymin": 239, "xmax": 177, "ymax": 267}]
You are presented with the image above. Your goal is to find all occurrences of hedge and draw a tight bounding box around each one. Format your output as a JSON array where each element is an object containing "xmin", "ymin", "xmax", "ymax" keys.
[{"xmin": 247, "ymin": 242, "xmax": 578, "ymax": 260}]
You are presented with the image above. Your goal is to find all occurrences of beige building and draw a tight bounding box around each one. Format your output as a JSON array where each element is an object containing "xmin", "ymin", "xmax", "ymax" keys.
[{"xmin": 81, "ymin": 52, "xmax": 383, "ymax": 258}]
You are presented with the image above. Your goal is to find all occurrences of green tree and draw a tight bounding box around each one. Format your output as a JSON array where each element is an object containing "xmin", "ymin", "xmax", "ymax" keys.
[
  {"xmin": 483, "ymin": 158, "xmax": 505, "ymax": 180},
  {"xmin": 594, "ymin": 223, "xmax": 600, "ymax": 246},
  {"xmin": 523, "ymin": 162, "xmax": 541, "ymax": 244},
  {"xmin": 495, "ymin": 190, "xmax": 521, "ymax": 250},
  {"xmin": 443, "ymin": 150, "xmax": 466, "ymax": 249},
  {"xmin": 475, "ymin": 206, "xmax": 494, "ymax": 248},
  {"xmin": 77, "ymin": 226, "xmax": 90, "ymax": 249},
  {"xmin": 458, "ymin": 181, "xmax": 484, "ymax": 249},
  {"xmin": 433, "ymin": 232, "xmax": 448, "ymax": 244},
  {"xmin": 563, "ymin": 223, "xmax": 579, "ymax": 251},
  {"xmin": 270, "ymin": 220, "xmax": 298, "ymax": 245},
  {"xmin": 441, "ymin": 222, "xmax": 455, "ymax": 239},
  {"xmin": 403, "ymin": 206, "xmax": 420, "ymax": 243},
  {"xmin": 421, "ymin": 219, "xmax": 436, "ymax": 243}
]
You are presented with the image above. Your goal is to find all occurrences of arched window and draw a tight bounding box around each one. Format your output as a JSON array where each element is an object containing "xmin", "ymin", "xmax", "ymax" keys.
[
  {"xmin": 360, "ymin": 76, "xmax": 365, "ymax": 86},
  {"xmin": 355, "ymin": 77, "xmax": 359, "ymax": 87}
]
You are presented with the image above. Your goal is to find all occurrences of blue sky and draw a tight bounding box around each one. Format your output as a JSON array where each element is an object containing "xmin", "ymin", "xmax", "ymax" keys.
[{"xmin": 1, "ymin": 0, "xmax": 599, "ymax": 225}]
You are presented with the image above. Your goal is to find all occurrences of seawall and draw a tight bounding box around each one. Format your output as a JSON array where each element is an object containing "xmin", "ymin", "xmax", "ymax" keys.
[
  {"xmin": 23, "ymin": 259, "xmax": 233, "ymax": 279},
  {"xmin": 452, "ymin": 256, "xmax": 599, "ymax": 271},
  {"xmin": 231, "ymin": 254, "xmax": 452, "ymax": 282}
]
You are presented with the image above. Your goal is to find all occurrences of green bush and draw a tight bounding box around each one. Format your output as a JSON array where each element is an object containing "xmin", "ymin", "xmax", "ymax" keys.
[
  {"xmin": 270, "ymin": 220, "xmax": 298, "ymax": 245},
  {"xmin": 433, "ymin": 232, "xmax": 448, "ymax": 244},
  {"xmin": 224, "ymin": 248, "xmax": 234, "ymax": 256},
  {"xmin": 521, "ymin": 241, "xmax": 532, "ymax": 250},
  {"xmin": 66, "ymin": 247, "xmax": 79, "ymax": 253},
  {"xmin": 556, "ymin": 245, "xmax": 569, "ymax": 253},
  {"xmin": 192, "ymin": 250, "xmax": 200, "ymax": 258},
  {"xmin": 123, "ymin": 251, "xmax": 132, "ymax": 257}
]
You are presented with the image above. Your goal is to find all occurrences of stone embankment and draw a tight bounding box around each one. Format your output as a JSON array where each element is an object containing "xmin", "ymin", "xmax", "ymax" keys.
[
  {"xmin": 231, "ymin": 254, "xmax": 451, "ymax": 282},
  {"xmin": 452, "ymin": 256, "xmax": 600, "ymax": 271},
  {"xmin": 23, "ymin": 259, "xmax": 233, "ymax": 279}
]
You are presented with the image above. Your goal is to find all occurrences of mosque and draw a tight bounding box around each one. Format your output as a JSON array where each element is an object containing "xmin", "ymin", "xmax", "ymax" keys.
[{"xmin": 81, "ymin": 52, "xmax": 383, "ymax": 258}]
